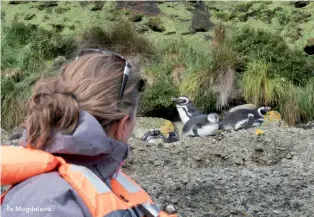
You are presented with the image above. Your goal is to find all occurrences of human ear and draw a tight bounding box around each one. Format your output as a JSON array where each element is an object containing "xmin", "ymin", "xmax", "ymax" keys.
[{"xmin": 115, "ymin": 115, "xmax": 131, "ymax": 141}]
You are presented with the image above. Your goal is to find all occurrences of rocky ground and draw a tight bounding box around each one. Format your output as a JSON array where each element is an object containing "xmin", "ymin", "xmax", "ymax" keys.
[
  {"xmin": 124, "ymin": 118, "xmax": 314, "ymax": 217},
  {"xmin": 1, "ymin": 118, "xmax": 314, "ymax": 217}
]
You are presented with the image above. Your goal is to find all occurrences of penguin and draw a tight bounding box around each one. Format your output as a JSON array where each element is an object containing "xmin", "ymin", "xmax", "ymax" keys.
[
  {"xmin": 172, "ymin": 96, "xmax": 203, "ymax": 124},
  {"xmin": 219, "ymin": 106, "xmax": 271, "ymax": 131},
  {"xmin": 140, "ymin": 128, "xmax": 165, "ymax": 144},
  {"xmin": 164, "ymin": 132, "xmax": 180, "ymax": 143},
  {"xmin": 182, "ymin": 113, "xmax": 220, "ymax": 138},
  {"xmin": 228, "ymin": 104, "xmax": 257, "ymax": 113}
]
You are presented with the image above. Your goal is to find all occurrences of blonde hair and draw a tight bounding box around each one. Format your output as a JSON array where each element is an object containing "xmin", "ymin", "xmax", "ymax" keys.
[{"xmin": 24, "ymin": 53, "xmax": 143, "ymax": 148}]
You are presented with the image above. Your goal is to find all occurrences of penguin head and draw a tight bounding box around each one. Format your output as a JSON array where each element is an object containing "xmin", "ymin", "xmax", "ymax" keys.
[
  {"xmin": 172, "ymin": 96, "xmax": 190, "ymax": 105},
  {"xmin": 168, "ymin": 132, "xmax": 178, "ymax": 137},
  {"xmin": 207, "ymin": 113, "xmax": 219, "ymax": 123},
  {"xmin": 257, "ymin": 107, "xmax": 271, "ymax": 117},
  {"xmin": 150, "ymin": 128, "xmax": 161, "ymax": 136},
  {"xmin": 166, "ymin": 132, "xmax": 179, "ymax": 143}
]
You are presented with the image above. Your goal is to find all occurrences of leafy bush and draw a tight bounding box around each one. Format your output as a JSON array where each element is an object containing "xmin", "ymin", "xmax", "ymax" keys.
[
  {"xmin": 139, "ymin": 73, "xmax": 179, "ymax": 114},
  {"xmin": 231, "ymin": 27, "xmax": 314, "ymax": 85}
]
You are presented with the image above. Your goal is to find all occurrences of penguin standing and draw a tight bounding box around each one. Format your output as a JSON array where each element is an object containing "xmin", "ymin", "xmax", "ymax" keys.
[
  {"xmin": 219, "ymin": 106, "xmax": 271, "ymax": 131},
  {"xmin": 182, "ymin": 113, "xmax": 220, "ymax": 138},
  {"xmin": 172, "ymin": 96, "xmax": 203, "ymax": 124},
  {"xmin": 140, "ymin": 128, "xmax": 165, "ymax": 144}
]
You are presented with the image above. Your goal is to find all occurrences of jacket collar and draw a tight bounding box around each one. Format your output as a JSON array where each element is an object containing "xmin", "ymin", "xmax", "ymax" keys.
[{"xmin": 20, "ymin": 110, "xmax": 129, "ymax": 180}]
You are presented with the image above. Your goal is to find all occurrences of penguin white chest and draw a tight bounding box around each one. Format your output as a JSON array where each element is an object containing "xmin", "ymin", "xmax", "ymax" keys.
[
  {"xmin": 197, "ymin": 124, "xmax": 219, "ymax": 136},
  {"xmin": 176, "ymin": 106, "xmax": 191, "ymax": 124}
]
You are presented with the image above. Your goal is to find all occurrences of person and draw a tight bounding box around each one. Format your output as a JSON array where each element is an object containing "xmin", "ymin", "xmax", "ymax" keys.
[{"xmin": 1, "ymin": 48, "xmax": 177, "ymax": 217}]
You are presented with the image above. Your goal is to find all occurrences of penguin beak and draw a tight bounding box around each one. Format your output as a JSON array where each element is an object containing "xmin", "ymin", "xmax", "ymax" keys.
[{"xmin": 266, "ymin": 107, "xmax": 271, "ymax": 111}]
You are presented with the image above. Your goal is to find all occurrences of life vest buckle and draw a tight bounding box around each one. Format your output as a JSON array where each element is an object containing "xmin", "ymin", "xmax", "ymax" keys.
[{"xmin": 137, "ymin": 202, "xmax": 160, "ymax": 217}]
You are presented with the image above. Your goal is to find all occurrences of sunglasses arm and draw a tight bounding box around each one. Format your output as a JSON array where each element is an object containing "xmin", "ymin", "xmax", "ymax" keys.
[{"xmin": 118, "ymin": 64, "xmax": 131, "ymax": 100}]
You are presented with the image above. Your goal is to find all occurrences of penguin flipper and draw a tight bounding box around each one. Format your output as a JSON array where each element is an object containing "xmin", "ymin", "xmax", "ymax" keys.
[
  {"xmin": 234, "ymin": 114, "xmax": 254, "ymax": 131},
  {"xmin": 242, "ymin": 114, "xmax": 255, "ymax": 130},
  {"xmin": 192, "ymin": 124, "xmax": 201, "ymax": 136}
]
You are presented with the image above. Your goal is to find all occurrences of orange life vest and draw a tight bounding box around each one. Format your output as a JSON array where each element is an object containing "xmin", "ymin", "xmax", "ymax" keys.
[{"xmin": 1, "ymin": 146, "xmax": 177, "ymax": 217}]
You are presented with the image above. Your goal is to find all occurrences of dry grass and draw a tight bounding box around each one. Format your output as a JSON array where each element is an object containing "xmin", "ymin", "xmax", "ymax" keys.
[{"xmin": 171, "ymin": 64, "xmax": 185, "ymax": 86}]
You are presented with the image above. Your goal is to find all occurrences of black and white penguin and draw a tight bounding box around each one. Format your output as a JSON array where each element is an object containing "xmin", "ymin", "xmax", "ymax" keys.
[
  {"xmin": 182, "ymin": 113, "xmax": 220, "ymax": 138},
  {"xmin": 140, "ymin": 128, "xmax": 165, "ymax": 144},
  {"xmin": 219, "ymin": 106, "xmax": 271, "ymax": 131},
  {"xmin": 172, "ymin": 96, "xmax": 203, "ymax": 124},
  {"xmin": 164, "ymin": 132, "xmax": 180, "ymax": 143}
]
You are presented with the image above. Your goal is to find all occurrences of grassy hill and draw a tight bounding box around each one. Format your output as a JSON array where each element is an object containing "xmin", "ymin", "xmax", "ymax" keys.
[{"xmin": 1, "ymin": 1, "xmax": 314, "ymax": 130}]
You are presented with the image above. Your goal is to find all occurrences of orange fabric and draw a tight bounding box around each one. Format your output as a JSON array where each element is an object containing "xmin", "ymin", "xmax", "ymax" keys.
[
  {"xmin": 0, "ymin": 146, "xmax": 60, "ymax": 185},
  {"xmin": 1, "ymin": 146, "xmax": 178, "ymax": 217},
  {"xmin": 58, "ymin": 163, "xmax": 130, "ymax": 217},
  {"xmin": 110, "ymin": 172, "xmax": 154, "ymax": 206}
]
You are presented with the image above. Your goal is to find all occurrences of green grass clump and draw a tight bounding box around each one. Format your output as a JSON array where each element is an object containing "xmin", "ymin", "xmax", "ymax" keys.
[
  {"xmin": 297, "ymin": 78, "xmax": 314, "ymax": 122},
  {"xmin": 239, "ymin": 60, "xmax": 314, "ymax": 125},
  {"xmin": 1, "ymin": 22, "xmax": 78, "ymax": 130},
  {"xmin": 231, "ymin": 27, "xmax": 314, "ymax": 85},
  {"xmin": 79, "ymin": 20, "xmax": 155, "ymax": 57},
  {"xmin": 1, "ymin": 73, "xmax": 44, "ymax": 130},
  {"xmin": 239, "ymin": 60, "xmax": 284, "ymax": 106},
  {"xmin": 180, "ymin": 24, "xmax": 239, "ymax": 111},
  {"xmin": 139, "ymin": 73, "xmax": 179, "ymax": 114}
]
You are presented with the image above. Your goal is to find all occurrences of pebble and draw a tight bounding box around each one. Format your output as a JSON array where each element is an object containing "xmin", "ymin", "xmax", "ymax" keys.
[{"xmin": 166, "ymin": 204, "xmax": 176, "ymax": 214}]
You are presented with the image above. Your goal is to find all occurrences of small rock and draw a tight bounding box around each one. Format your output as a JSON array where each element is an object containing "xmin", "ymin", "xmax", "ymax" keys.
[
  {"xmin": 230, "ymin": 209, "xmax": 240, "ymax": 215},
  {"xmin": 235, "ymin": 159, "xmax": 242, "ymax": 165},
  {"xmin": 166, "ymin": 204, "xmax": 176, "ymax": 214},
  {"xmin": 286, "ymin": 152, "xmax": 294, "ymax": 159}
]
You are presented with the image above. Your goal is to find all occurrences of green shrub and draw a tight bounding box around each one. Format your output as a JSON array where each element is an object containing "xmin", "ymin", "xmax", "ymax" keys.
[
  {"xmin": 1, "ymin": 22, "xmax": 77, "ymax": 129},
  {"xmin": 139, "ymin": 74, "xmax": 179, "ymax": 114},
  {"xmin": 239, "ymin": 60, "xmax": 286, "ymax": 106},
  {"xmin": 298, "ymin": 78, "xmax": 314, "ymax": 122},
  {"xmin": 2, "ymin": 22, "xmax": 78, "ymax": 60},
  {"xmin": 231, "ymin": 27, "xmax": 314, "ymax": 85},
  {"xmin": 80, "ymin": 21, "xmax": 154, "ymax": 57},
  {"xmin": 2, "ymin": 22, "xmax": 37, "ymax": 47},
  {"xmin": 239, "ymin": 60, "xmax": 314, "ymax": 125},
  {"xmin": 1, "ymin": 73, "xmax": 41, "ymax": 130}
]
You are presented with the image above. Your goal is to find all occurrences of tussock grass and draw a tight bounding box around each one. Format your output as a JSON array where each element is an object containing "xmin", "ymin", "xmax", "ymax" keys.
[
  {"xmin": 240, "ymin": 60, "xmax": 284, "ymax": 106},
  {"xmin": 240, "ymin": 60, "xmax": 314, "ymax": 125},
  {"xmin": 180, "ymin": 23, "xmax": 239, "ymax": 110},
  {"xmin": 298, "ymin": 78, "xmax": 314, "ymax": 122},
  {"xmin": 79, "ymin": 21, "xmax": 155, "ymax": 58},
  {"xmin": 1, "ymin": 74, "xmax": 42, "ymax": 130},
  {"xmin": 231, "ymin": 26, "xmax": 314, "ymax": 86},
  {"xmin": 1, "ymin": 22, "xmax": 78, "ymax": 130}
]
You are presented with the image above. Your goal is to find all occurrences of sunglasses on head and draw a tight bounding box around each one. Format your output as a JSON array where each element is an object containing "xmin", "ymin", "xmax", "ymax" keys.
[{"xmin": 76, "ymin": 48, "xmax": 145, "ymax": 100}]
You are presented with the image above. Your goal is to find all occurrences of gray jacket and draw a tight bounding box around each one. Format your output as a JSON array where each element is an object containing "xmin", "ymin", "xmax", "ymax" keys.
[{"xmin": 1, "ymin": 111, "xmax": 143, "ymax": 217}]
